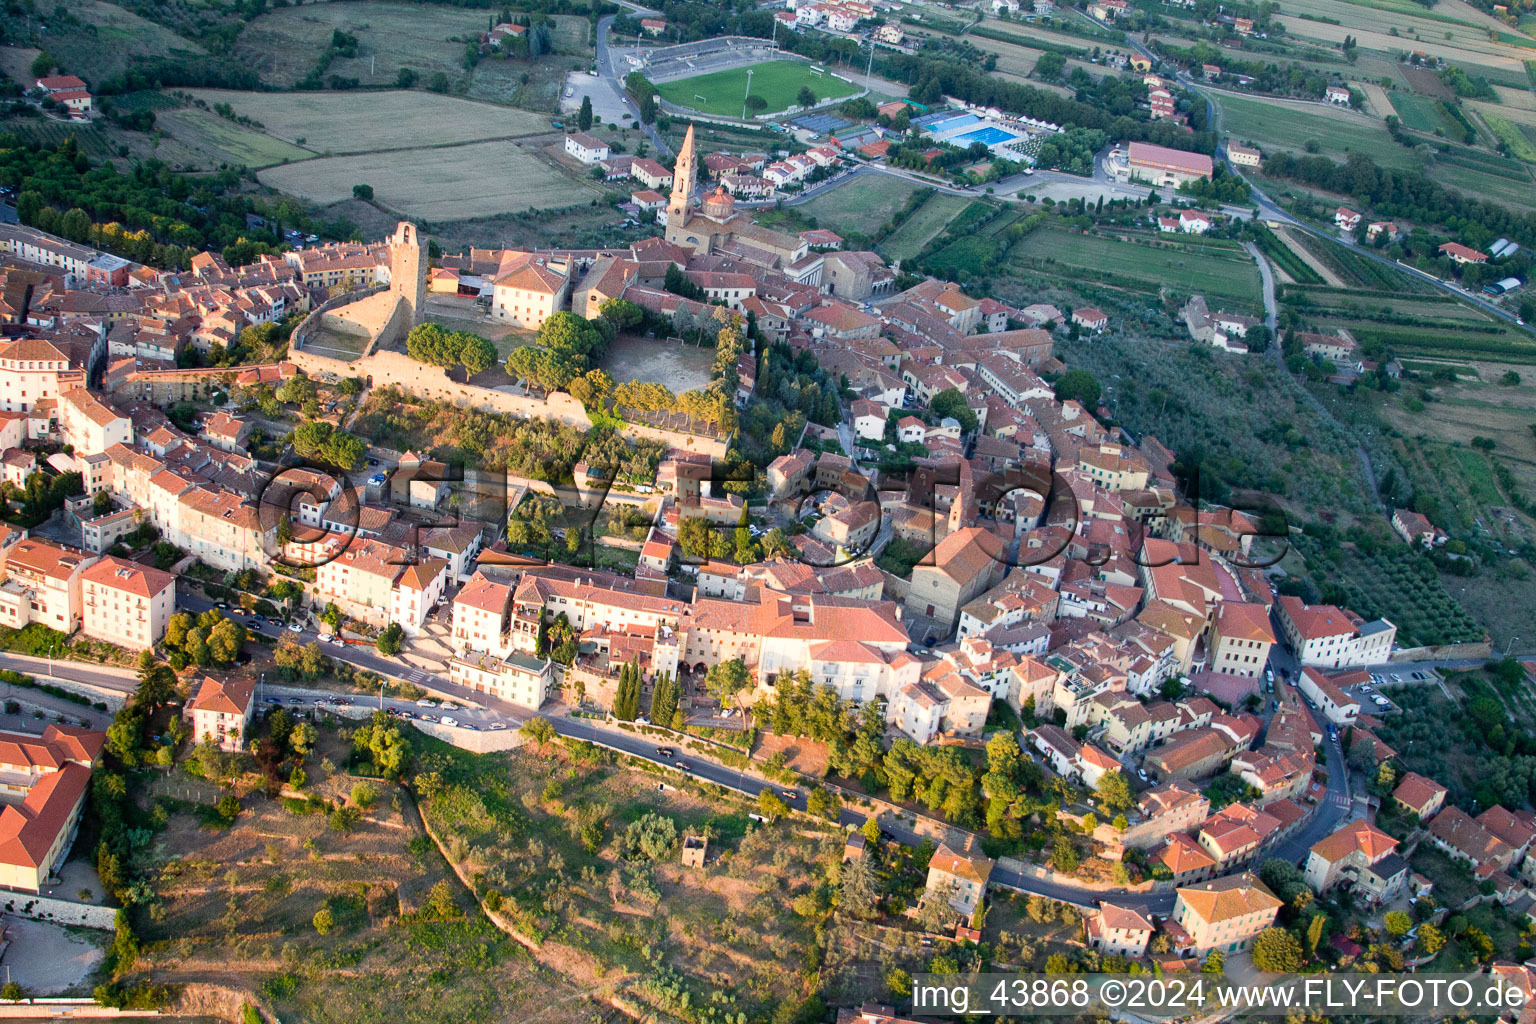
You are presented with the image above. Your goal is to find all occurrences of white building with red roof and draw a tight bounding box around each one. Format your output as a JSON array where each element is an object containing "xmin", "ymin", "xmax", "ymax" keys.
[
  {"xmin": 80, "ymin": 555, "xmax": 176, "ymax": 649},
  {"xmin": 1276, "ymin": 595, "xmax": 1395, "ymax": 668},
  {"xmin": 186, "ymin": 674, "xmax": 256, "ymax": 752},
  {"xmin": 0, "ymin": 724, "xmax": 103, "ymax": 892}
]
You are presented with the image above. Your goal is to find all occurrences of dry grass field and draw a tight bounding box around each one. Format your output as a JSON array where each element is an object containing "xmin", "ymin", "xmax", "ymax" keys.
[
  {"xmin": 234, "ymin": 2, "xmax": 491, "ymax": 88},
  {"xmin": 415, "ymin": 735, "xmax": 845, "ymax": 1019},
  {"xmin": 180, "ymin": 89, "xmax": 550, "ymax": 153},
  {"xmin": 136, "ymin": 728, "xmax": 584, "ymax": 1024},
  {"xmin": 156, "ymin": 107, "xmax": 314, "ymax": 169},
  {"xmin": 1275, "ymin": 12, "xmax": 1534, "ymax": 85},
  {"xmin": 963, "ymin": 34, "xmax": 1041, "ymax": 77},
  {"xmin": 259, "ymin": 139, "xmax": 597, "ymax": 219}
]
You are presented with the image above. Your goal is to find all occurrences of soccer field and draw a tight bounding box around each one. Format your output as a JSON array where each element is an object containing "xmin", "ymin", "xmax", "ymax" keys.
[{"xmin": 651, "ymin": 60, "xmax": 859, "ymax": 117}]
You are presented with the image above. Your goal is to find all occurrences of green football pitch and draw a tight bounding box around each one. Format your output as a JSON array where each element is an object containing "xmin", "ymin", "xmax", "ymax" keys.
[{"xmin": 650, "ymin": 59, "xmax": 860, "ymax": 117}]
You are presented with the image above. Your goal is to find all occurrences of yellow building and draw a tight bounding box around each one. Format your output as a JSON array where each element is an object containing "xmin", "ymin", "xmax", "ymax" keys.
[{"xmin": 1171, "ymin": 872, "xmax": 1281, "ymax": 954}]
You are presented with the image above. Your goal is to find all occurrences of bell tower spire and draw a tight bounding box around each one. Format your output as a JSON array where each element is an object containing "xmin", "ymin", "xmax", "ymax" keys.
[{"xmin": 667, "ymin": 123, "xmax": 697, "ymax": 229}]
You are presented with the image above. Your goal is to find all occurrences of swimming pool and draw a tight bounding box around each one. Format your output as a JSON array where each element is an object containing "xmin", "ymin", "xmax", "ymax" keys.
[
  {"xmin": 957, "ymin": 126, "xmax": 1020, "ymax": 146},
  {"xmin": 925, "ymin": 113, "xmax": 982, "ymax": 135}
]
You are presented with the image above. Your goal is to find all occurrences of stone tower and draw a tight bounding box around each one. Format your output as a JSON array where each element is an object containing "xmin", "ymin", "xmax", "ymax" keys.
[
  {"xmin": 390, "ymin": 220, "xmax": 427, "ymax": 325},
  {"xmin": 664, "ymin": 123, "xmax": 697, "ymax": 245}
]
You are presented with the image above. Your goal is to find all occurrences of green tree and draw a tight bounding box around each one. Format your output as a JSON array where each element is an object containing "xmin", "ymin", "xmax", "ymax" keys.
[
  {"xmin": 1095, "ymin": 770, "xmax": 1134, "ymax": 812},
  {"xmin": 1202, "ymin": 949, "xmax": 1225, "ymax": 974},
  {"xmin": 797, "ymin": 85, "xmax": 817, "ymax": 108},
  {"xmin": 929, "ymin": 387, "xmax": 977, "ymax": 433},
  {"xmin": 839, "ymin": 855, "xmax": 879, "ymax": 919},
  {"xmin": 522, "ymin": 716, "xmax": 555, "ymax": 749},
  {"xmin": 758, "ymin": 787, "xmax": 790, "ymax": 820},
  {"xmin": 578, "ymin": 94, "xmax": 593, "ymax": 131},
  {"xmin": 862, "ymin": 817, "xmax": 882, "ymax": 845},
  {"xmin": 313, "ymin": 905, "xmax": 335, "ymax": 935},
  {"xmin": 649, "ymin": 671, "xmax": 679, "ymax": 728},
  {"xmin": 352, "ymin": 184, "xmax": 374, "ymax": 201},
  {"xmin": 1052, "ymin": 369, "xmax": 1101, "ymax": 407},
  {"xmin": 1, "ymin": 981, "xmax": 23, "ymax": 1002},
  {"xmin": 705, "ymin": 658, "xmax": 751, "ymax": 708},
  {"xmin": 1051, "ymin": 836, "xmax": 1080, "ymax": 873},
  {"xmin": 352, "ymin": 711, "xmax": 410, "ymax": 779},
  {"xmin": 621, "ymin": 813, "xmax": 678, "ymax": 860},
  {"xmin": 1250, "ymin": 927, "xmax": 1304, "ymax": 972},
  {"xmin": 376, "ymin": 623, "xmax": 404, "ymax": 656},
  {"xmin": 1306, "ymin": 912, "xmax": 1326, "ymax": 955}
]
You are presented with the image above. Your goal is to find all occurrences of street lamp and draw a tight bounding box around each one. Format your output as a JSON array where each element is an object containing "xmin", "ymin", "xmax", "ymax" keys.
[{"xmin": 742, "ymin": 68, "xmax": 754, "ymax": 120}]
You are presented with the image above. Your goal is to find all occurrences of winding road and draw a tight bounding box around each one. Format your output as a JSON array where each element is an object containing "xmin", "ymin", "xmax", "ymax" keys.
[{"xmin": 32, "ymin": 583, "xmax": 1411, "ymax": 914}]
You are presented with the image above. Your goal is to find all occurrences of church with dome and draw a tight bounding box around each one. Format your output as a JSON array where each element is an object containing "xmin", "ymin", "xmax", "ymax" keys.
[{"xmin": 663, "ymin": 124, "xmax": 821, "ymax": 283}]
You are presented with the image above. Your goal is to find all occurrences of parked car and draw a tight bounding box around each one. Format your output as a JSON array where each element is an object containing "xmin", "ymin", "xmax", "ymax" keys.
[
  {"xmin": 655, "ymin": 746, "xmax": 674, "ymax": 757},
  {"xmin": 417, "ymin": 699, "xmax": 436, "ymax": 708},
  {"xmin": 489, "ymin": 722, "xmax": 507, "ymax": 731},
  {"xmin": 441, "ymin": 716, "xmax": 459, "ymax": 727},
  {"xmin": 286, "ymin": 622, "xmax": 303, "ymax": 633},
  {"xmin": 318, "ymin": 633, "xmax": 334, "ymax": 643}
]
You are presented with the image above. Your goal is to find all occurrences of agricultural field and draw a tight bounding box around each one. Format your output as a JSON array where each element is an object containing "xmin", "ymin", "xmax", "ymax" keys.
[
  {"xmin": 232, "ymin": 2, "xmax": 533, "ymax": 89},
  {"xmin": 179, "ymin": 89, "xmax": 551, "ymax": 153},
  {"xmin": 19, "ymin": 0, "xmax": 206, "ymax": 85},
  {"xmin": 1288, "ymin": 279, "xmax": 1535, "ymax": 360},
  {"xmin": 973, "ymin": 16, "xmax": 1103, "ymax": 54},
  {"xmin": 259, "ymin": 139, "xmax": 596, "ymax": 220},
  {"xmin": 1214, "ymin": 94, "xmax": 1414, "ymax": 167},
  {"xmin": 961, "ymin": 34, "xmax": 1042, "ymax": 79},
  {"xmin": 1373, "ymin": 357, "xmax": 1536, "ymax": 491},
  {"xmin": 1428, "ymin": 158, "xmax": 1536, "ymax": 212},
  {"xmin": 156, "ymin": 107, "xmax": 315, "ymax": 169},
  {"xmin": 1481, "ymin": 112, "xmax": 1536, "ymax": 162},
  {"xmin": 1272, "ymin": 0, "xmax": 1536, "ymax": 85},
  {"xmin": 1011, "ymin": 226, "xmax": 1262, "ymax": 304},
  {"xmin": 1388, "ymin": 92, "xmax": 1461, "ymax": 137},
  {"xmin": 651, "ymin": 60, "xmax": 860, "ymax": 117},
  {"xmin": 1309, "ymin": 544, "xmax": 1487, "ymax": 647},
  {"xmin": 795, "ymin": 174, "xmax": 925, "ymax": 236},
  {"xmin": 466, "ymin": 58, "xmax": 586, "ymax": 112},
  {"xmin": 881, "ymin": 192, "xmax": 974, "ymax": 261}
]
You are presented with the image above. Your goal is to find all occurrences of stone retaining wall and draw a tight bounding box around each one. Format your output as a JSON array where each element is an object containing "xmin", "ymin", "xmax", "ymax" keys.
[{"xmin": 0, "ymin": 892, "xmax": 117, "ymax": 929}]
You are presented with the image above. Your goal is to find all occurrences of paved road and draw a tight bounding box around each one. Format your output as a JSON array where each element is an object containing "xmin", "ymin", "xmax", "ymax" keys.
[
  {"xmin": 1244, "ymin": 240, "xmax": 1278, "ymax": 333},
  {"xmin": 595, "ymin": 13, "xmax": 671, "ymax": 159},
  {"xmin": 88, "ymin": 582, "xmax": 1495, "ymax": 911},
  {"xmin": 1133, "ymin": 42, "xmax": 1534, "ymax": 335}
]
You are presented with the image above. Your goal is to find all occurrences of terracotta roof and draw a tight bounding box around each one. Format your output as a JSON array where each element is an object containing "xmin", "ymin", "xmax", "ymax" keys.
[
  {"xmin": 1158, "ymin": 832, "xmax": 1217, "ymax": 875},
  {"xmin": 1391, "ymin": 772, "xmax": 1445, "ymax": 813},
  {"xmin": 1214, "ymin": 601, "xmax": 1275, "ymax": 644},
  {"xmin": 1176, "ymin": 872, "xmax": 1280, "ymax": 924},
  {"xmin": 1309, "ymin": 818, "xmax": 1398, "ymax": 866},
  {"xmin": 81, "ymin": 555, "xmax": 175, "ymax": 598},
  {"xmin": 396, "ymin": 558, "xmax": 448, "ymax": 592},
  {"xmin": 456, "ymin": 572, "xmax": 513, "ymax": 614},
  {"xmin": 929, "ymin": 840, "xmax": 994, "ymax": 884},
  {"xmin": 0, "ymin": 761, "xmax": 90, "ymax": 869},
  {"xmin": 187, "ymin": 674, "xmax": 255, "ymax": 716},
  {"xmin": 1095, "ymin": 901, "xmax": 1154, "ymax": 933}
]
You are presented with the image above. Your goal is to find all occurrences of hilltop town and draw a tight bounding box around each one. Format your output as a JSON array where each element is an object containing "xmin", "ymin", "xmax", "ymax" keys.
[{"xmin": 3, "ymin": 0, "xmax": 1536, "ymax": 1016}]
